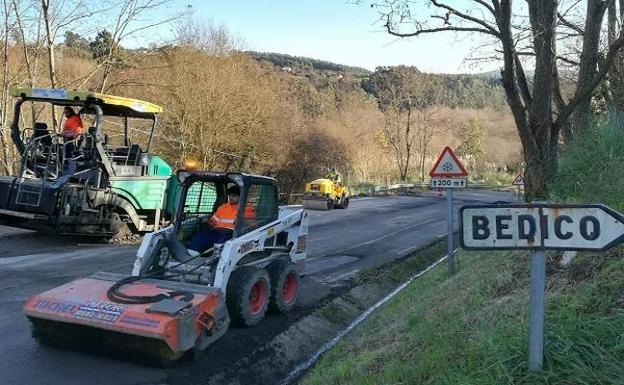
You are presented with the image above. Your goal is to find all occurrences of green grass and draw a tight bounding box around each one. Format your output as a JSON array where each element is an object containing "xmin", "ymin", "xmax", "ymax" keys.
[
  {"xmin": 469, "ymin": 171, "xmax": 514, "ymax": 186},
  {"xmin": 550, "ymin": 111, "xmax": 624, "ymax": 213},
  {"xmin": 301, "ymin": 248, "xmax": 624, "ymax": 385}
]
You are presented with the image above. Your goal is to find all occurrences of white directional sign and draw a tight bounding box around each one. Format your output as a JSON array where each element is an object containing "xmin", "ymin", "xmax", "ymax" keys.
[
  {"xmin": 460, "ymin": 204, "xmax": 624, "ymax": 251},
  {"xmin": 429, "ymin": 146, "xmax": 468, "ymax": 178}
]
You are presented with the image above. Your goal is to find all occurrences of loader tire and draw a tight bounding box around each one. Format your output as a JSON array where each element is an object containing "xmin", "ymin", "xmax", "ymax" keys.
[
  {"xmin": 227, "ymin": 267, "xmax": 271, "ymax": 327},
  {"xmin": 267, "ymin": 261, "xmax": 299, "ymax": 313}
]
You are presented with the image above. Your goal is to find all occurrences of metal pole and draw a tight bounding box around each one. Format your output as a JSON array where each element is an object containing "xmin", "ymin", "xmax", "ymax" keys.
[
  {"xmin": 447, "ymin": 188, "xmax": 454, "ymax": 274},
  {"xmin": 528, "ymin": 249, "xmax": 546, "ymax": 371}
]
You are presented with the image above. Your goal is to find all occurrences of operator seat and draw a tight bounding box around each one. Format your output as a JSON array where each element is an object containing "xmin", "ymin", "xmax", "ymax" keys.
[{"xmin": 32, "ymin": 122, "xmax": 52, "ymax": 147}]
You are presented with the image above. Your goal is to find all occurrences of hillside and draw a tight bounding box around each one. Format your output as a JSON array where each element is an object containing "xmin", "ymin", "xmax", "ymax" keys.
[
  {"xmin": 0, "ymin": 37, "xmax": 521, "ymax": 189},
  {"xmin": 302, "ymin": 248, "xmax": 624, "ymax": 384},
  {"xmin": 245, "ymin": 51, "xmax": 371, "ymax": 78}
]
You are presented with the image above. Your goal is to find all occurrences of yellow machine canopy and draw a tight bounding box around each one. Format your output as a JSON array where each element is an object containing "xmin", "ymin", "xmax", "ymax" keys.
[{"xmin": 10, "ymin": 87, "xmax": 162, "ymax": 119}]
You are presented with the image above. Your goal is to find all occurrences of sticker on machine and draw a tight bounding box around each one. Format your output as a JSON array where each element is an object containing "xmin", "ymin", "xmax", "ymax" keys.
[{"xmin": 73, "ymin": 301, "xmax": 127, "ymax": 323}]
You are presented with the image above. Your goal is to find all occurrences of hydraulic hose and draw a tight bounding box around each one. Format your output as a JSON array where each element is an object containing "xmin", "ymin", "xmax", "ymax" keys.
[
  {"xmin": 106, "ymin": 246, "xmax": 216, "ymax": 305},
  {"xmin": 106, "ymin": 274, "xmax": 194, "ymax": 305}
]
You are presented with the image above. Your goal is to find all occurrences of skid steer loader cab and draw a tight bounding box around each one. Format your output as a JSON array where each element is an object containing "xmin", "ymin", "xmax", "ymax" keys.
[{"xmin": 174, "ymin": 172, "xmax": 279, "ymax": 245}]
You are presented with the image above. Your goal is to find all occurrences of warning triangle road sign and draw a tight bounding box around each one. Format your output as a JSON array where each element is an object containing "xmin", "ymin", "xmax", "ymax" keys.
[
  {"xmin": 512, "ymin": 174, "xmax": 525, "ymax": 186},
  {"xmin": 429, "ymin": 146, "xmax": 468, "ymax": 177}
]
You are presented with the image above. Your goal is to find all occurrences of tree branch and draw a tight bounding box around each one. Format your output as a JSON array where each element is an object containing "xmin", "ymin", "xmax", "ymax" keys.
[
  {"xmin": 429, "ymin": 0, "xmax": 499, "ymax": 35},
  {"xmin": 557, "ymin": 12, "xmax": 584, "ymax": 35},
  {"xmin": 384, "ymin": 19, "xmax": 497, "ymax": 37},
  {"xmin": 514, "ymin": 54, "xmax": 532, "ymax": 106},
  {"xmin": 555, "ymin": 33, "xmax": 624, "ymax": 129},
  {"xmin": 473, "ymin": 0, "xmax": 496, "ymax": 16},
  {"xmin": 514, "ymin": 50, "xmax": 580, "ymax": 66}
]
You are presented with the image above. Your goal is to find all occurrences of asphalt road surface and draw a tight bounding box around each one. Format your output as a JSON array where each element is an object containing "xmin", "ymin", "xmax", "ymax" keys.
[{"xmin": 0, "ymin": 190, "xmax": 511, "ymax": 385}]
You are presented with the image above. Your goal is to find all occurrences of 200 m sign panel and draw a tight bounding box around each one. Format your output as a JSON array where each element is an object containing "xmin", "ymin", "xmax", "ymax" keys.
[
  {"xmin": 431, "ymin": 177, "xmax": 466, "ymax": 188},
  {"xmin": 460, "ymin": 204, "xmax": 624, "ymax": 251}
]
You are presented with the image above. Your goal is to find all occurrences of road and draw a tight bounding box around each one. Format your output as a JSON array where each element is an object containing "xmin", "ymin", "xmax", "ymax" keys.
[{"xmin": 0, "ymin": 190, "xmax": 511, "ymax": 385}]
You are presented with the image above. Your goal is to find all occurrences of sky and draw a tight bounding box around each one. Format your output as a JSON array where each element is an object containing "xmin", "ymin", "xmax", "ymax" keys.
[{"xmin": 162, "ymin": 0, "xmax": 499, "ymax": 74}]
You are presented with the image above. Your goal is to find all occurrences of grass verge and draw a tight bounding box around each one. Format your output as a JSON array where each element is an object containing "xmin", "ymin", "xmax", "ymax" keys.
[{"xmin": 301, "ymin": 248, "xmax": 624, "ymax": 385}]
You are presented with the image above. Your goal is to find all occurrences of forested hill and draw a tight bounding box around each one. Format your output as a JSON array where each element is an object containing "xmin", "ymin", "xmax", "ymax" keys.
[
  {"xmin": 248, "ymin": 52, "xmax": 506, "ymax": 109},
  {"xmin": 245, "ymin": 51, "xmax": 371, "ymax": 78}
]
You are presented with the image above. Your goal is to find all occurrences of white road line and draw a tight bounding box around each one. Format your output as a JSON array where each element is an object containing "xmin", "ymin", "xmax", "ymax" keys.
[
  {"xmin": 331, "ymin": 218, "xmax": 439, "ymax": 255},
  {"xmin": 324, "ymin": 269, "xmax": 359, "ymax": 282},
  {"xmin": 306, "ymin": 218, "xmax": 442, "ymax": 261}
]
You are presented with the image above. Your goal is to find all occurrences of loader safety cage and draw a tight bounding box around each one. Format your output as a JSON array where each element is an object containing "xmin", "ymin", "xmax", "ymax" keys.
[
  {"xmin": 10, "ymin": 87, "xmax": 162, "ymax": 154},
  {"xmin": 0, "ymin": 87, "xmax": 172, "ymax": 236},
  {"xmin": 174, "ymin": 171, "xmax": 279, "ymax": 238}
]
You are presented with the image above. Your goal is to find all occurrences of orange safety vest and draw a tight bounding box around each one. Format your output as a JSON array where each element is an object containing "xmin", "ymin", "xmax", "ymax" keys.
[
  {"xmin": 209, "ymin": 202, "xmax": 256, "ymax": 230},
  {"xmin": 210, "ymin": 202, "xmax": 238, "ymax": 230},
  {"xmin": 63, "ymin": 115, "xmax": 84, "ymax": 138}
]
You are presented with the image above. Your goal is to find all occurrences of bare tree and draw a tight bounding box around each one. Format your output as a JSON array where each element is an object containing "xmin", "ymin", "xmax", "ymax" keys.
[
  {"xmin": 415, "ymin": 106, "xmax": 449, "ymax": 181},
  {"xmin": 97, "ymin": 0, "xmax": 185, "ymax": 93},
  {"xmin": 364, "ymin": 66, "xmax": 444, "ymax": 181},
  {"xmin": 368, "ymin": 0, "xmax": 624, "ymax": 200},
  {"xmin": 12, "ymin": 0, "xmax": 43, "ymax": 125},
  {"xmin": 40, "ymin": 0, "xmax": 55, "ymax": 87},
  {"xmin": 0, "ymin": 0, "xmax": 12, "ymax": 174}
]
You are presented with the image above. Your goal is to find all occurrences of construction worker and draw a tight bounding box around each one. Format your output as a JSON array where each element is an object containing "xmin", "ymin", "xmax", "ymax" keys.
[
  {"xmin": 62, "ymin": 106, "xmax": 84, "ymax": 140},
  {"xmin": 327, "ymin": 169, "xmax": 341, "ymax": 183},
  {"xmin": 188, "ymin": 185, "xmax": 248, "ymax": 253}
]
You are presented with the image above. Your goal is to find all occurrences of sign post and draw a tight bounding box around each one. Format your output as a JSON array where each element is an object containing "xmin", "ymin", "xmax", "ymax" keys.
[
  {"xmin": 512, "ymin": 175, "xmax": 524, "ymax": 203},
  {"xmin": 430, "ymin": 146, "xmax": 468, "ymax": 274},
  {"xmin": 528, "ymin": 249, "xmax": 546, "ymax": 370},
  {"xmin": 460, "ymin": 203, "xmax": 624, "ymax": 371},
  {"xmin": 447, "ymin": 188, "xmax": 454, "ymax": 271}
]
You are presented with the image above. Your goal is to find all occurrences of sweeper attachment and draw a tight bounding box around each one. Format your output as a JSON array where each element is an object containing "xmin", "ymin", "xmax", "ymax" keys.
[{"xmin": 23, "ymin": 172, "xmax": 309, "ymax": 364}]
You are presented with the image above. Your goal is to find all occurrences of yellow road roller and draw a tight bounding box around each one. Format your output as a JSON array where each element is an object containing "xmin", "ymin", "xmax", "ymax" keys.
[{"xmin": 303, "ymin": 171, "xmax": 349, "ymax": 211}]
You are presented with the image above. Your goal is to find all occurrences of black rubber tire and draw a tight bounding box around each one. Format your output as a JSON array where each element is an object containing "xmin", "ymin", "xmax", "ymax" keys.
[
  {"xmin": 109, "ymin": 222, "xmax": 132, "ymax": 240},
  {"xmin": 267, "ymin": 261, "xmax": 300, "ymax": 313},
  {"xmin": 327, "ymin": 199, "xmax": 334, "ymax": 210},
  {"xmin": 226, "ymin": 267, "xmax": 271, "ymax": 327}
]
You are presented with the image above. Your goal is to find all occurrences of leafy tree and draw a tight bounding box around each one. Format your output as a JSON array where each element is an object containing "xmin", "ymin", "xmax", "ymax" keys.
[
  {"xmin": 64, "ymin": 31, "xmax": 91, "ymax": 59},
  {"xmin": 456, "ymin": 118, "xmax": 485, "ymax": 160},
  {"xmin": 64, "ymin": 31, "xmax": 89, "ymax": 51},
  {"xmin": 89, "ymin": 30, "xmax": 113, "ymax": 61}
]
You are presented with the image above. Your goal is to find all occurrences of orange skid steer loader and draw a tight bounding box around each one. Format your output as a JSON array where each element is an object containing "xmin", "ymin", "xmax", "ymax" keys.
[{"xmin": 23, "ymin": 171, "xmax": 309, "ymax": 364}]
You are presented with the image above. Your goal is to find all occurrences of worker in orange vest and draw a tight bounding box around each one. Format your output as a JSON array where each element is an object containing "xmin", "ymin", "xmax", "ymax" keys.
[
  {"xmin": 188, "ymin": 185, "xmax": 254, "ymax": 253},
  {"xmin": 62, "ymin": 107, "xmax": 84, "ymax": 140}
]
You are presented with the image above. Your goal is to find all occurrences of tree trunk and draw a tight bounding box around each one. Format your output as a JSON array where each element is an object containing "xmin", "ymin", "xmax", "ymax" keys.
[
  {"xmin": 610, "ymin": 0, "xmax": 624, "ymax": 109},
  {"xmin": 526, "ymin": 0, "xmax": 558, "ymax": 200},
  {"xmin": 13, "ymin": 0, "xmax": 37, "ymax": 124},
  {"xmin": 571, "ymin": 0, "xmax": 609, "ymax": 135},
  {"xmin": 402, "ymin": 107, "xmax": 412, "ymax": 181},
  {"xmin": 41, "ymin": 0, "xmax": 56, "ymax": 88},
  {"xmin": 522, "ymin": 132, "xmax": 558, "ymax": 202},
  {"xmin": 0, "ymin": 0, "xmax": 11, "ymax": 174},
  {"xmin": 41, "ymin": 0, "xmax": 58, "ymax": 130}
]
